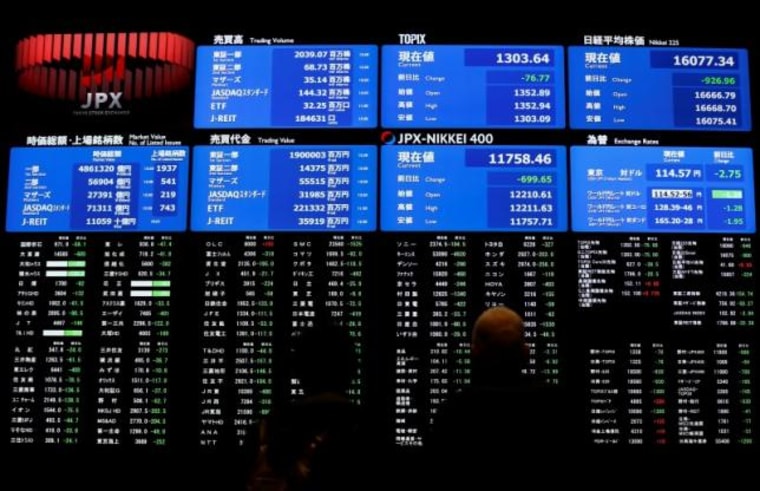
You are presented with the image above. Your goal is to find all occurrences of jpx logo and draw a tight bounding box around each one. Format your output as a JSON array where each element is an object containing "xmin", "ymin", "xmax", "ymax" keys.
[
  {"xmin": 15, "ymin": 32, "xmax": 195, "ymax": 114},
  {"xmin": 80, "ymin": 91, "xmax": 124, "ymax": 110},
  {"xmin": 398, "ymin": 133, "xmax": 423, "ymax": 144}
]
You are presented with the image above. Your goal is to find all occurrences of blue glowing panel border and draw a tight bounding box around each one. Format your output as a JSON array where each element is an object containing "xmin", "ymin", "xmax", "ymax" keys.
[
  {"xmin": 382, "ymin": 45, "xmax": 565, "ymax": 128},
  {"xmin": 571, "ymin": 146, "xmax": 755, "ymax": 233},
  {"xmin": 195, "ymin": 45, "xmax": 378, "ymax": 128},
  {"xmin": 191, "ymin": 146, "xmax": 376, "ymax": 231},
  {"xmin": 381, "ymin": 145, "xmax": 567, "ymax": 231},
  {"xmin": 569, "ymin": 47, "xmax": 751, "ymax": 131},
  {"xmin": 6, "ymin": 147, "xmax": 189, "ymax": 232}
]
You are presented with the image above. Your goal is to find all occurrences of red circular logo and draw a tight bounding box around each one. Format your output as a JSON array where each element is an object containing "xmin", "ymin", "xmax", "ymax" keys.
[{"xmin": 16, "ymin": 32, "xmax": 195, "ymax": 102}]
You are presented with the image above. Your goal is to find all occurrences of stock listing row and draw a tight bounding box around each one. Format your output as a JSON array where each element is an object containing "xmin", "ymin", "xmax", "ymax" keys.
[
  {"xmin": 6, "ymin": 145, "xmax": 755, "ymax": 234},
  {"xmin": 191, "ymin": 45, "xmax": 751, "ymax": 131}
]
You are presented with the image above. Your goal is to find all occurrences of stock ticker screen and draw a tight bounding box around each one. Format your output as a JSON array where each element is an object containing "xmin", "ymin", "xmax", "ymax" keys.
[{"xmin": 2, "ymin": 23, "xmax": 756, "ymax": 464}]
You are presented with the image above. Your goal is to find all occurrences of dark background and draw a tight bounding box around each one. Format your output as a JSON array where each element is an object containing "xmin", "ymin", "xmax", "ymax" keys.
[{"xmin": 1, "ymin": 9, "xmax": 757, "ymax": 489}]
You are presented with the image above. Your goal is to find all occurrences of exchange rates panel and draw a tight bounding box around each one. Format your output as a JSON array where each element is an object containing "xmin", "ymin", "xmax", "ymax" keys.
[{"xmin": 571, "ymin": 146, "xmax": 755, "ymax": 233}]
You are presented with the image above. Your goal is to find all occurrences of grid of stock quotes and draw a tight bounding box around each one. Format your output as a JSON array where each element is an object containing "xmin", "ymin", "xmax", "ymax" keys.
[{"xmin": 4, "ymin": 36, "xmax": 755, "ymax": 451}]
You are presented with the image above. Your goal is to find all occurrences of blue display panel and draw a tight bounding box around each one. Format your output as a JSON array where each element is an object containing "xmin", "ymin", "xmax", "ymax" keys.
[
  {"xmin": 381, "ymin": 145, "xmax": 567, "ymax": 231},
  {"xmin": 569, "ymin": 47, "xmax": 751, "ymax": 131},
  {"xmin": 571, "ymin": 146, "xmax": 755, "ymax": 233},
  {"xmin": 192, "ymin": 146, "xmax": 376, "ymax": 231},
  {"xmin": 382, "ymin": 46, "xmax": 565, "ymax": 128},
  {"xmin": 6, "ymin": 147, "xmax": 189, "ymax": 232},
  {"xmin": 194, "ymin": 46, "xmax": 377, "ymax": 128}
]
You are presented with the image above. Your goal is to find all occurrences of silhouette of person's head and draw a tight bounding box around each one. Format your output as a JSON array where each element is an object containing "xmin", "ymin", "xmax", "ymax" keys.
[
  {"xmin": 293, "ymin": 325, "xmax": 357, "ymax": 396},
  {"xmin": 471, "ymin": 306, "xmax": 528, "ymax": 381}
]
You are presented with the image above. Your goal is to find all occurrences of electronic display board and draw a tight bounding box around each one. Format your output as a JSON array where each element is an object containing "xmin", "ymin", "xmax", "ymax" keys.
[
  {"xmin": 569, "ymin": 47, "xmax": 752, "ymax": 130},
  {"xmin": 382, "ymin": 45, "xmax": 565, "ymax": 128},
  {"xmin": 381, "ymin": 145, "xmax": 567, "ymax": 231},
  {"xmin": 195, "ymin": 45, "xmax": 377, "ymax": 128},
  {"xmin": 6, "ymin": 147, "xmax": 189, "ymax": 232},
  {"xmin": 571, "ymin": 146, "xmax": 755, "ymax": 233},
  {"xmin": 191, "ymin": 145, "xmax": 376, "ymax": 231},
  {"xmin": 2, "ymin": 19, "xmax": 757, "ymax": 490}
]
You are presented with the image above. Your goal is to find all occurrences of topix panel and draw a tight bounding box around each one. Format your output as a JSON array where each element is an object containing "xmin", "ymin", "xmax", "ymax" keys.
[{"xmin": 382, "ymin": 45, "xmax": 565, "ymax": 128}]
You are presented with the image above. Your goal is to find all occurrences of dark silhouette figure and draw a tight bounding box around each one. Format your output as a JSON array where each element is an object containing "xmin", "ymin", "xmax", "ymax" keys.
[
  {"xmin": 243, "ymin": 325, "xmax": 364, "ymax": 491},
  {"xmin": 427, "ymin": 306, "xmax": 566, "ymax": 487}
]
